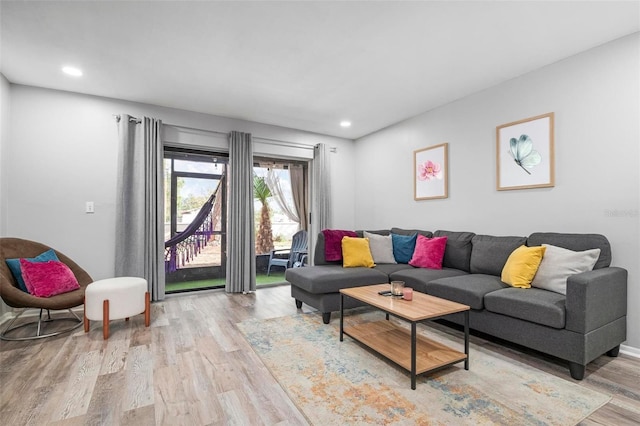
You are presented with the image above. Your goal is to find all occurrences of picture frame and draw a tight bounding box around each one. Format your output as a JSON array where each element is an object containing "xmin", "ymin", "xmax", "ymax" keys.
[
  {"xmin": 496, "ymin": 112, "xmax": 555, "ymax": 191},
  {"xmin": 414, "ymin": 143, "xmax": 448, "ymax": 200}
]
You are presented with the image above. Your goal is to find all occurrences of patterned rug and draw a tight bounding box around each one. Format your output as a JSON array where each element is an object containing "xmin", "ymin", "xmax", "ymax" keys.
[{"xmin": 238, "ymin": 310, "xmax": 610, "ymax": 425}]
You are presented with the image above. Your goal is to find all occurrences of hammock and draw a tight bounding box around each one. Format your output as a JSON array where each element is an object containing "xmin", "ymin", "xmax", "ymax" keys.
[{"xmin": 164, "ymin": 177, "xmax": 223, "ymax": 273}]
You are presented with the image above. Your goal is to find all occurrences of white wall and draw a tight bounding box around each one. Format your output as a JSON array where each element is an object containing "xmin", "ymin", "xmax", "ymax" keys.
[
  {"xmin": 355, "ymin": 33, "xmax": 640, "ymax": 351},
  {"xmin": 4, "ymin": 85, "xmax": 355, "ymax": 285},
  {"xmin": 0, "ymin": 74, "xmax": 10, "ymax": 317},
  {"xmin": 0, "ymin": 73, "xmax": 10, "ymax": 236}
]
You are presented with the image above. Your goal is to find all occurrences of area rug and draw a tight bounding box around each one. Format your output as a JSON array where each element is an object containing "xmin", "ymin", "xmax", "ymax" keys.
[{"xmin": 238, "ymin": 310, "xmax": 610, "ymax": 425}]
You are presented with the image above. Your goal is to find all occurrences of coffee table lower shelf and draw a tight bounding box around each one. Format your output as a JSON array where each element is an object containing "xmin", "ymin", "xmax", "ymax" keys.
[{"xmin": 343, "ymin": 320, "xmax": 467, "ymax": 377}]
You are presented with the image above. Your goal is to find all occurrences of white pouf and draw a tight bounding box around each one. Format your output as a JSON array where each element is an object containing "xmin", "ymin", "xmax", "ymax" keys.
[{"xmin": 84, "ymin": 277, "xmax": 150, "ymax": 339}]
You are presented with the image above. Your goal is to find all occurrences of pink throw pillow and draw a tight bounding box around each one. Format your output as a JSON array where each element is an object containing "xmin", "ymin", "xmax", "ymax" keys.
[
  {"xmin": 322, "ymin": 229, "xmax": 358, "ymax": 262},
  {"xmin": 409, "ymin": 235, "xmax": 448, "ymax": 269},
  {"xmin": 19, "ymin": 259, "xmax": 80, "ymax": 298}
]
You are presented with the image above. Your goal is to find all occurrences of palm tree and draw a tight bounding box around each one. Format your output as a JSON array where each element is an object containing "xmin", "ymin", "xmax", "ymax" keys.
[{"xmin": 253, "ymin": 173, "xmax": 274, "ymax": 254}]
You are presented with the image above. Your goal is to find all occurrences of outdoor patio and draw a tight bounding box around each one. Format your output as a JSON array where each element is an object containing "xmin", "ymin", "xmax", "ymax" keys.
[{"xmin": 165, "ymin": 240, "xmax": 293, "ymax": 293}]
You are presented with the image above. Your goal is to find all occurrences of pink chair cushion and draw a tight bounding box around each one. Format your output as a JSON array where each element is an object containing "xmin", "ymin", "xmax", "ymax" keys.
[
  {"xmin": 409, "ymin": 235, "xmax": 448, "ymax": 269},
  {"xmin": 19, "ymin": 259, "xmax": 80, "ymax": 298}
]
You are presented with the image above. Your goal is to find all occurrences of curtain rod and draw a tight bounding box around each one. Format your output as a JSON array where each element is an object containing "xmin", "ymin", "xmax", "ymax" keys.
[
  {"xmin": 254, "ymin": 136, "xmax": 315, "ymax": 150},
  {"xmin": 164, "ymin": 123, "xmax": 227, "ymax": 136},
  {"xmin": 164, "ymin": 123, "xmax": 315, "ymax": 151},
  {"xmin": 112, "ymin": 118, "xmax": 315, "ymax": 150},
  {"xmin": 113, "ymin": 114, "xmax": 141, "ymax": 124}
]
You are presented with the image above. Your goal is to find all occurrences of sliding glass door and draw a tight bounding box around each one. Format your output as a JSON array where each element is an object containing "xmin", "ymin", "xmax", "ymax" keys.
[
  {"xmin": 162, "ymin": 148, "xmax": 309, "ymax": 291},
  {"xmin": 164, "ymin": 148, "xmax": 227, "ymax": 293},
  {"xmin": 253, "ymin": 158, "xmax": 308, "ymax": 281}
]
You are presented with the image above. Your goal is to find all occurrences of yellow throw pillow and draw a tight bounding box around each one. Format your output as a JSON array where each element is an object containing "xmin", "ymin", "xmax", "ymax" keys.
[
  {"xmin": 342, "ymin": 236, "xmax": 376, "ymax": 268},
  {"xmin": 501, "ymin": 245, "xmax": 546, "ymax": 288}
]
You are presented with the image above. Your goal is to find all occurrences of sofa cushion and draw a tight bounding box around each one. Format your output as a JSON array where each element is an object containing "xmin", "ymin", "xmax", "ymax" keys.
[
  {"xmin": 356, "ymin": 229, "xmax": 390, "ymax": 237},
  {"xmin": 409, "ymin": 235, "xmax": 447, "ymax": 269},
  {"xmin": 501, "ymin": 245, "xmax": 546, "ymax": 288},
  {"xmin": 285, "ymin": 265, "xmax": 388, "ymax": 294},
  {"xmin": 322, "ymin": 229, "xmax": 358, "ymax": 262},
  {"xmin": 390, "ymin": 268, "xmax": 469, "ymax": 297},
  {"xmin": 433, "ymin": 230, "xmax": 475, "ymax": 272},
  {"xmin": 484, "ymin": 288, "xmax": 566, "ymax": 329},
  {"xmin": 527, "ymin": 232, "xmax": 611, "ymax": 269},
  {"xmin": 530, "ymin": 244, "xmax": 600, "ymax": 295},
  {"xmin": 391, "ymin": 233, "xmax": 417, "ymax": 264},
  {"xmin": 363, "ymin": 231, "xmax": 396, "ymax": 264},
  {"xmin": 341, "ymin": 237, "xmax": 376, "ymax": 268},
  {"xmin": 391, "ymin": 227, "xmax": 433, "ymax": 238},
  {"xmin": 470, "ymin": 235, "xmax": 527, "ymax": 276},
  {"xmin": 313, "ymin": 232, "xmax": 341, "ymax": 266},
  {"xmin": 425, "ymin": 274, "xmax": 508, "ymax": 309},
  {"xmin": 374, "ymin": 263, "xmax": 414, "ymax": 276}
]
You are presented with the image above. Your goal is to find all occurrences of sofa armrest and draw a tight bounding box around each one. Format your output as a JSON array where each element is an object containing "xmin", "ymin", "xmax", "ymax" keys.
[{"xmin": 565, "ymin": 267, "xmax": 627, "ymax": 334}]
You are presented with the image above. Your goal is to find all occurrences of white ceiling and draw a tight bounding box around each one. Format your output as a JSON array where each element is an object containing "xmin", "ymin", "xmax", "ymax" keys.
[{"xmin": 1, "ymin": 1, "xmax": 639, "ymax": 139}]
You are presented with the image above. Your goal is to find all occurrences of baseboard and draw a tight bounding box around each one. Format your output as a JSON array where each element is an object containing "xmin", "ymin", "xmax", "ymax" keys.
[{"xmin": 621, "ymin": 344, "xmax": 640, "ymax": 358}]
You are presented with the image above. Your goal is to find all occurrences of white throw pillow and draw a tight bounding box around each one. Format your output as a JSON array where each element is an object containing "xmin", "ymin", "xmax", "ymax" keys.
[
  {"xmin": 363, "ymin": 231, "xmax": 397, "ymax": 264},
  {"xmin": 530, "ymin": 244, "xmax": 601, "ymax": 295}
]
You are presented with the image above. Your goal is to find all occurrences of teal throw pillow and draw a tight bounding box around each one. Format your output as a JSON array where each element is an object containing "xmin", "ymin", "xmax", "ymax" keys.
[
  {"xmin": 391, "ymin": 233, "xmax": 417, "ymax": 264},
  {"xmin": 5, "ymin": 249, "xmax": 60, "ymax": 292}
]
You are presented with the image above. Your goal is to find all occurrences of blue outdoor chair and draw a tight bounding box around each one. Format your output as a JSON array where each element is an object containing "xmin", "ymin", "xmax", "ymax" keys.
[{"xmin": 267, "ymin": 230, "xmax": 308, "ymax": 276}]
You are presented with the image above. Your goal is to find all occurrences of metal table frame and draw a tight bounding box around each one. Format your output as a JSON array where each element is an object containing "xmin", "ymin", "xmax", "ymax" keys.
[{"xmin": 340, "ymin": 292, "xmax": 469, "ymax": 390}]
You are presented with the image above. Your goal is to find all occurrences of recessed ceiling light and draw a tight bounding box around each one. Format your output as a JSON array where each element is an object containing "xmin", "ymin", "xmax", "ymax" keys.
[
  {"xmin": 62, "ymin": 66, "xmax": 83, "ymax": 77},
  {"xmin": 340, "ymin": 120, "xmax": 351, "ymax": 128}
]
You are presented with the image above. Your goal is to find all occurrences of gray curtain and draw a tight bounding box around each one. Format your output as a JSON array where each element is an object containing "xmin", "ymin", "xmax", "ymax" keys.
[
  {"xmin": 115, "ymin": 115, "xmax": 165, "ymax": 301},
  {"xmin": 225, "ymin": 131, "xmax": 256, "ymax": 293},
  {"xmin": 290, "ymin": 164, "xmax": 308, "ymax": 231},
  {"xmin": 310, "ymin": 143, "xmax": 331, "ymax": 264}
]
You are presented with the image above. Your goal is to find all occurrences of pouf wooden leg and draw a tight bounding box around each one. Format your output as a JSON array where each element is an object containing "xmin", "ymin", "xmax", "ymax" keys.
[
  {"xmin": 145, "ymin": 291, "xmax": 150, "ymax": 327},
  {"xmin": 103, "ymin": 299, "xmax": 109, "ymax": 340},
  {"xmin": 83, "ymin": 297, "xmax": 90, "ymax": 332}
]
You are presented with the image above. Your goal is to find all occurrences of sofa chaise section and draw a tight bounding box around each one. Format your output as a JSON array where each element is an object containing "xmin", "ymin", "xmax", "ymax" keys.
[{"xmin": 287, "ymin": 265, "xmax": 390, "ymax": 323}]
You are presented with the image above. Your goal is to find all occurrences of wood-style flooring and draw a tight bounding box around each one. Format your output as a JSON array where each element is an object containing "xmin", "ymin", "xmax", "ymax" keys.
[{"xmin": 1, "ymin": 284, "xmax": 639, "ymax": 425}]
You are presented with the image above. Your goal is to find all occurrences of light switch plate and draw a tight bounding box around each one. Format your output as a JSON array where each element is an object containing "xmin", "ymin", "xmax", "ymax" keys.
[{"xmin": 85, "ymin": 201, "xmax": 95, "ymax": 214}]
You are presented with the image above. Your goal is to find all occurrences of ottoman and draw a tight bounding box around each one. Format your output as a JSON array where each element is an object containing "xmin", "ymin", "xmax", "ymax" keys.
[{"xmin": 84, "ymin": 277, "xmax": 150, "ymax": 339}]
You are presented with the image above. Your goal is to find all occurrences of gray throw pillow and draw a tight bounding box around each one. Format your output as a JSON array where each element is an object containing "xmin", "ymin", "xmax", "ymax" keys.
[
  {"xmin": 363, "ymin": 231, "xmax": 397, "ymax": 264},
  {"xmin": 530, "ymin": 244, "xmax": 601, "ymax": 295}
]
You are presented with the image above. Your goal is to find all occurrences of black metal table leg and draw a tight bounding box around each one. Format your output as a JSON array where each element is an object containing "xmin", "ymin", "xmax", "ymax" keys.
[
  {"xmin": 411, "ymin": 322, "xmax": 417, "ymax": 390},
  {"xmin": 464, "ymin": 310, "xmax": 469, "ymax": 370},
  {"xmin": 339, "ymin": 293, "xmax": 344, "ymax": 342}
]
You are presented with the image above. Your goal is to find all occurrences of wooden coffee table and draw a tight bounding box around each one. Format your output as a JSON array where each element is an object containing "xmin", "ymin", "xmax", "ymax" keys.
[{"xmin": 339, "ymin": 283, "xmax": 470, "ymax": 390}]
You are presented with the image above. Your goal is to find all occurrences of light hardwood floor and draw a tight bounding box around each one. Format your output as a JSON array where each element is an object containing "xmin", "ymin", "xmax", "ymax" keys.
[{"xmin": 1, "ymin": 284, "xmax": 639, "ymax": 425}]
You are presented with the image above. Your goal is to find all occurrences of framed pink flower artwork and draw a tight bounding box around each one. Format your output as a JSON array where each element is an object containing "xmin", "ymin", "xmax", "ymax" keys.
[{"xmin": 414, "ymin": 143, "xmax": 448, "ymax": 200}]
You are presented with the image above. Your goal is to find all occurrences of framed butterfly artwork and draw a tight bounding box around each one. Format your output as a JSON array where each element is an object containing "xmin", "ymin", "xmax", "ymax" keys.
[{"xmin": 496, "ymin": 112, "xmax": 555, "ymax": 191}]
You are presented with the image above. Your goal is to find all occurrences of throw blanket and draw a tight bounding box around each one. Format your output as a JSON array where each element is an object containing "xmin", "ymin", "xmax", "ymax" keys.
[{"xmin": 322, "ymin": 229, "xmax": 358, "ymax": 261}]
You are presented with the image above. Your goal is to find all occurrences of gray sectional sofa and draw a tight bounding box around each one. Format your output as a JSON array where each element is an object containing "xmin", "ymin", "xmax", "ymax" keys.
[{"xmin": 285, "ymin": 228, "xmax": 628, "ymax": 380}]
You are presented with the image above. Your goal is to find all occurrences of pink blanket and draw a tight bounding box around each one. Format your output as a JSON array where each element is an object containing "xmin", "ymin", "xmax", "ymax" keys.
[{"xmin": 322, "ymin": 229, "xmax": 358, "ymax": 261}]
